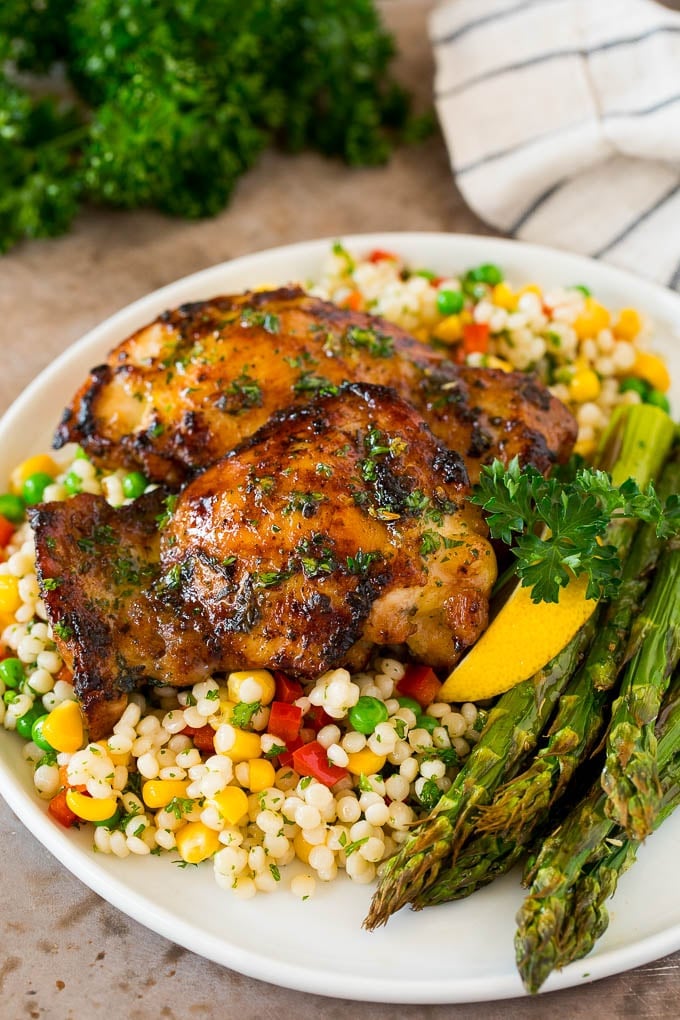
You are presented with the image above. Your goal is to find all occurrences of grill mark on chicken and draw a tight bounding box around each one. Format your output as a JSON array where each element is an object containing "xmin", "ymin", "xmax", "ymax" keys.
[
  {"xmin": 33, "ymin": 384, "xmax": 497, "ymax": 736},
  {"xmin": 54, "ymin": 288, "xmax": 576, "ymax": 485}
]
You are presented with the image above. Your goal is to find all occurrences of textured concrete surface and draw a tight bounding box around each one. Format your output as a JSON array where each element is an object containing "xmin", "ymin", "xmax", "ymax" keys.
[{"xmin": 1, "ymin": 3, "xmax": 678, "ymax": 1017}]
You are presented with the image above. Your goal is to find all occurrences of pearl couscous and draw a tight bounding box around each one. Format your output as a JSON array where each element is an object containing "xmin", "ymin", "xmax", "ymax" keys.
[{"xmin": 0, "ymin": 246, "xmax": 671, "ymax": 900}]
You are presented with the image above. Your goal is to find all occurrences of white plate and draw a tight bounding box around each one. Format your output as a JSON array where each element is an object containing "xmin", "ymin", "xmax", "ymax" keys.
[{"xmin": 1, "ymin": 233, "xmax": 679, "ymax": 1004}]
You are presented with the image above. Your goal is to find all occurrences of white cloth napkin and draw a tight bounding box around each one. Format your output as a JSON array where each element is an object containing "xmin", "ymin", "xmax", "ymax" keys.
[{"xmin": 430, "ymin": 0, "xmax": 680, "ymax": 290}]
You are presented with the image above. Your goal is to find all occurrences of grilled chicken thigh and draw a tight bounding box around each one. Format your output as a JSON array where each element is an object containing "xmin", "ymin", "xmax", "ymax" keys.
[
  {"xmin": 32, "ymin": 384, "xmax": 496, "ymax": 737},
  {"xmin": 55, "ymin": 288, "xmax": 576, "ymax": 484}
]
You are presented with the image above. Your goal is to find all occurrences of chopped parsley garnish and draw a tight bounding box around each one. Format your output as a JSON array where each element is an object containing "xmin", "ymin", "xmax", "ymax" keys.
[
  {"xmin": 418, "ymin": 778, "xmax": 442, "ymax": 812},
  {"xmin": 41, "ymin": 577, "xmax": 61, "ymax": 591},
  {"xmin": 240, "ymin": 307, "xmax": 280, "ymax": 334},
  {"xmin": 230, "ymin": 701, "xmax": 262, "ymax": 728},
  {"xmin": 346, "ymin": 549, "xmax": 380, "ymax": 576},
  {"xmin": 156, "ymin": 494, "xmax": 178, "ymax": 530},
  {"xmin": 293, "ymin": 372, "xmax": 340, "ymax": 398},
  {"xmin": 472, "ymin": 457, "xmax": 680, "ymax": 603},
  {"xmin": 53, "ymin": 621, "xmax": 73, "ymax": 640},
  {"xmin": 344, "ymin": 325, "xmax": 394, "ymax": 358},
  {"xmin": 165, "ymin": 797, "xmax": 196, "ymax": 820}
]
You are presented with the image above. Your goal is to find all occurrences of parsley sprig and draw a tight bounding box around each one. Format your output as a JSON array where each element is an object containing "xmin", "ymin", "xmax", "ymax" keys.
[{"xmin": 472, "ymin": 457, "xmax": 680, "ymax": 604}]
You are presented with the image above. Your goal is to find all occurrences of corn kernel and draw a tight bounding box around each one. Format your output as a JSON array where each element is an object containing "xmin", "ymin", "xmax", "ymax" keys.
[
  {"xmin": 220, "ymin": 726, "xmax": 263, "ymax": 763},
  {"xmin": 227, "ymin": 669, "xmax": 276, "ymax": 706},
  {"xmin": 433, "ymin": 315, "xmax": 462, "ymax": 344},
  {"xmin": 294, "ymin": 830, "xmax": 314, "ymax": 865},
  {"xmin": 411, "ymin": 327, "xmax": 430, "ymax": 344},
  {"xmin": 245, "ymin": 758, "xmax": 276, "ymax": 793},
  {"xmin": 517, "ymin": 283, "xmax": 542, "ymax": 299},
  {"xmin": 346, "ymin": 748, "xmax": 387, "ymax": 776},
  {"xmin": 573, "ymin": 438, "xmax": 597, "ymax": 460},
  {"xmin": 491, "ymin": 282, "xmax": 517, "ymax": 310},
  {"xmin": 0, "ymin": 576, "xmax": 21, "ymax": 616},
  {"xmin": 66, "ymin": 789, "xmax": 119, "ymax": 823},
  {"xmin": 613, "ymin": 308, "xmax": 642, "ymax": 341},
  {"xmin": 573, "ymin": 298, "xmax": 611, "ymax": 340},
  {"xmin": 175, "ymin": 821, "xmax": 221, "ymax": 864},
  {"xmin": 630, "ymin": 350, "xmax": 671, "ymax": 393},
  {"xmin": 209, "ymin": 786, "xmax": 249, "ymax": 825},
  {"xmin": 485, "ymin": 355, "xmax": 513, "ymax": 372},
  {"xmin": 96, "ymin": 740, "xmax": 131, "ymax": 768},
  {"xmin": 42, "ymin": 700, "xmax": 84, "ymax": 754},
  {"xmin": 569, "ymin": 369, "xmax": 601, "ymax": 403},
  {"xmin": 11, "ymin": 454, "xmax": 59, "ymax": 495},
  {"xmin": 142, "ymin": 779, "xmax": 190, "ymax": 809}
]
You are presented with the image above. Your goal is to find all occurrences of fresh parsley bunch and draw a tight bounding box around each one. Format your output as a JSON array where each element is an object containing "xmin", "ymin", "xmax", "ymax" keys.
[
  {"xmin": 472, "ymin": 457, "xmax": 680, "ymax": 604},
  {"xmin": 0, "ymin": 0, "xmax": 424, "ymax": 252}
]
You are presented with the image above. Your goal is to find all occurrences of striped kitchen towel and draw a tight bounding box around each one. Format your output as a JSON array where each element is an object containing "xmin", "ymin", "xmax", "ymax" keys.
[{"xmin": 430, "ymin": 0, "xmax": 680, "ymax": 290}]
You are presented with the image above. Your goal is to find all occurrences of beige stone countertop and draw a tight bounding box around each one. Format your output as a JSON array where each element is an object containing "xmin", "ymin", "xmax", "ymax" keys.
[{"xmin": 1, "ymin": 3, "xmax": 679, "ymax": 1017}]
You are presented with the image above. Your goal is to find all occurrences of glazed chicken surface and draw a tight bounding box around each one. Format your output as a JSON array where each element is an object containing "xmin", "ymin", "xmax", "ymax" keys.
[
  {"xmin": 32, "ymin": 385, "xmax": 497, "ymax": 737},
  {"xmin": 55, "ymin": 288, "xmax": 576, "ymax": 485}
]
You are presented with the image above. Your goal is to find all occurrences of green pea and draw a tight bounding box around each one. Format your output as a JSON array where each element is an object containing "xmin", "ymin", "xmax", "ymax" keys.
[
  {"xmin": 30, "ymin": 714, "xmax": 53, "ymax": 751},
  {"xmin": 3, "ymin": 690, "xmax": 18, "ymax": 705},
  {"xmin": 348, "ymin": 695, "xmax": 389, "ymax": 735},
  {"xmin": 16, "ymin": 705, "xmax": 42, "ymax": 740},
  {"xmin": 436, "ymin": 289, "xmax": 464, "ymax": 316},
  {"xmin": 0, "ymin": 657, "xmax": 25, "ymax": 690},
  {"xmin": 396, "ymin": 696, "xmax": 421, "ymax": 714},
  {"xmin": 74, "ymin": 446, "xmax": 88, "ymax": 460},
  {"xmin": 413, "ymin": 269, "xmax": 437, "ymax": 281},
  {"xmin": 645, "ymin": 388, "xmax": 671, "ymax": 413},
  {"xmin": 416, "ymin": 714, "xmax": 438, "ymax": 734},
  {"xmin": 22, "ymin": 472, "xmax": 54, "ymax": 505},
  {"xmin": 0, "ymin": 493, "xmax": 25, "ymax": 524},
  {"xmin": 63, "ymin": 471, "xmax": 82, "ymax": 496},
  {"xmin": 466, "ymin": 263, "xmax": 503, "ymax": 286},
  {"xmin": 122, "ymin": 471, "xmax": 148, "ymax": 500},
  {"xmin": 93, "ymin": 806, "xmax": 123, "ymax": 829},
  {"xmin": 619, "ymin": 377, "xmax": 651, "ymax": 399}
]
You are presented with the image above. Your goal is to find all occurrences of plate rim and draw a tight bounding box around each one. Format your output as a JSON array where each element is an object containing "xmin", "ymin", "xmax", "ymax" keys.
[{"xmin": 1, "ymin": 230, "xmax": 679, "ymax": 1003}]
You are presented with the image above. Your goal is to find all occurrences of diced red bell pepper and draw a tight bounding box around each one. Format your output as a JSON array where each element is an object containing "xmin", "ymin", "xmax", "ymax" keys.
[
  {"xmin": 191, "ymin": 725, "xmax": 215, "ymax": 754},
  {"xmin": 368, "ymin": 249, "xmax": 399, "ymax": 263},
  {"xmin": 268, "ymin": 701, "xmax": 302, "ymax": 744},
  {"xmin": 462, "ymin": 322, "xmax": 490, "ymax": 355},
  {"xmin": 397, "ymin": 665, "xmax": 442, "ymax": 708},
  {"xmin": 277, "ymin": 736, "xmax": 305, "ymax": 769},
  {"xmin": 305, "ymin": 705, "xmax": 334, "ymax": 732},
  {"xmin": 0, "ymin": 515, "xmax": 15, "ymax": 548},
  {"xmin": 292, "ymin": 740, "xmax": 349, "ymax": 787},
  {"xmin": 273, "ymin": 671, "xmax": 304, "ymax": 704},
  {"xmin": 48, "ymin": 789, "xmax": 78, "ymax": 828}
]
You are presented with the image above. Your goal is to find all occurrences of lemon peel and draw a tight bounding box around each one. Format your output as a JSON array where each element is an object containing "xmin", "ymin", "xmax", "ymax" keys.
[{"xmin": 440, "ymin": 575, "xmax": 598, "ymax": 702}]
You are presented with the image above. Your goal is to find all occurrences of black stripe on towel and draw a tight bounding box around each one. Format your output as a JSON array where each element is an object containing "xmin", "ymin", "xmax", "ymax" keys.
[
  {"xmin": 436, "ymin": 26, "xmax": 680, "ymax": 100},
  {"xmin": 605, "ymin": 92, "xmax": 680, "ymax": 120},
  {"xmin": 433, "ymin": 0, "xmax": 563, "ymax": 47},
  {"xmin": 592, "ymin": 183, "xmax": 680, "ymax": 259},
  {"xmin": 508, "ymin": 180, "xmax": 567, "ymax": 234},
  {"xmin": 668, "ymin": 258, "xmax": 680, "ymax": 291},
  {"xmin": 457, "ymin": 119, "xmax": 586, "ymax": 176}
]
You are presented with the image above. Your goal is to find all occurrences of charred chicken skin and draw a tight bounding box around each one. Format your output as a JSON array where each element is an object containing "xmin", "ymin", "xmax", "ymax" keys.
[
  {"xmin": 55, "ymin": 288, "xmax": 576, "ymax": 485},
  {"xmin": 32, "ymin": 384, "xmax": 497, "ymax": 737}
]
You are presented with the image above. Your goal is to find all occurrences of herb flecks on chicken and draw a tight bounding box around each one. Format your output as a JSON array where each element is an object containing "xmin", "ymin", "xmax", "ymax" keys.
[
  {"xmin": 33, "ymin": 384, "xmax": 497, "ymax": 736},
  {"xmin": 54, "ymin": 288, "xmax": 576, "ymax": 486}
]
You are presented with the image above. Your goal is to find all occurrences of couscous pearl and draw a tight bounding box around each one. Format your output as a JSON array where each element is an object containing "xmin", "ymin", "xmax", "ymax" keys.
[
  {"xmin": 231, "ymin": 878, "xmax": 257, "ymax": 900},
  {"xmin": 341, "ymin": 731, "xmax": 366, "ymax": 753},
  {"xmin": 36, "ymin": 649, "xmax": 61, "ymax": 673},
  {"xmin": 326, "ymin": 743, "xmax": 349, "ymax": 767},
  {"xmin": 291, "ymin": 874, "xmax": 316, "ymax": 899},
  {"xmin": 336, "ymin": 795, "xmax": 361, "ymax": 823},
  {"xmin": 309, "ymin": 845, "xmax": 335, "ymax": 872},
  {"xmin": 27, "ymin": 668, "xmax": 54, "ymax": 695},
  {"xmin": 137, "ymin": 752, "xmax": 159, "ymax": 779},
  {"xmin": 443, "ymin": 711, "xmax": 467, "ymax": 737},
  {"xmin": 33, "ymin": 763, "xmax": 60, "ymax": 798},
  {"xmin": 364, "ymin": 801, "xmax": 390, "ymax": 827},
  {"xmin": 317, "ymin": 724, "xmax": 341, "ymax": 748},
  {"xmin": 460, "ymin": 703, "xmax": 478, "ymax": 725},
  {"xmin": 453, "ymin": 737, "xmax": 471, "ymax": 757},
  {"xmin": 385, "ymin": 774, "xmax": 410, "ymax": 802},
  {"xmin": 420, "ymin": 759, "xmax": 446, "ymax": 781}
]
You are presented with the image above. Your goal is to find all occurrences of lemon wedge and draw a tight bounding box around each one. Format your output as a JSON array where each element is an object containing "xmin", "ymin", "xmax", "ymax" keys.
[{"xmin": 439, "ymin": 575, "xmax": 598, "ymax": 702}]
